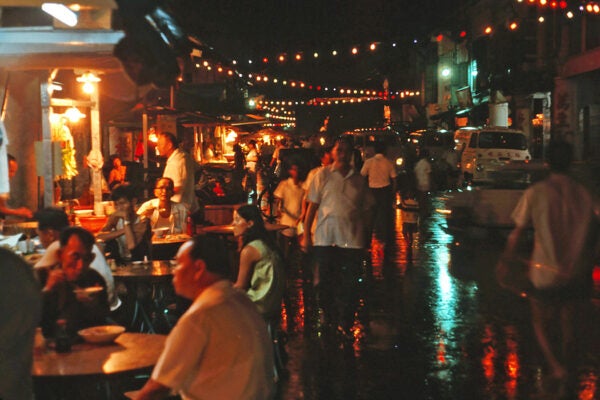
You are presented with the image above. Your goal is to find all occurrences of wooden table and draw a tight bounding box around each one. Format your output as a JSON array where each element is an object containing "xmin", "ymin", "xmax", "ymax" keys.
[
  {"xmin": 33, "ymin": 332, "xmax": 166, "ymax": 399},
  {"xmin": 201, "ymin": 222, "xmax": 288, "ymax": 236},
  {"xmin": 112, "ymin": 260, "xmax": 176, "ymax": 280},
  {"xmin": 113, "ymin": 261, "xmax": 177, "ymax": 334},
  {"xmin": 3, "ymin": 220, "xmax": 37, "ymax": 236},
  {"xmin": 151, "ymin": 234, "xmax": 190, "ymax": 260},
  {"xmin": 33, "ymin": 333, "xmax": 166, "ymax": 377}
]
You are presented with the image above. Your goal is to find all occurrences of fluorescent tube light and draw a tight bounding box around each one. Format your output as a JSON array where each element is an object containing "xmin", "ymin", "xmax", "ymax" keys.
[{"xmin": 42, "ymin": 3, "xmax": 78, "ymax": 27}]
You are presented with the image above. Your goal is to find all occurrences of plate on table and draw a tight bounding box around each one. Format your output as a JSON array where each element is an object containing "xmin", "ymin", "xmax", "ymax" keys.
[{"xmin": 78, "ymin": 325, "xmax": 125, "ymax": 344}]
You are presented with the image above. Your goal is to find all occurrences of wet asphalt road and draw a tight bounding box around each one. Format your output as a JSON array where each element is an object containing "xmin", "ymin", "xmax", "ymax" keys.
[{"xmin": 275, "ymin": 195, "xmax": 600, "ymax": 400}]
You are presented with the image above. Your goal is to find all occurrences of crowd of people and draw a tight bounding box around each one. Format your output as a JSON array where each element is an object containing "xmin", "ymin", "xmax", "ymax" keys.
[{"xmin": 0, "ymin": 130, "xmax": 597, "ymax": 400}]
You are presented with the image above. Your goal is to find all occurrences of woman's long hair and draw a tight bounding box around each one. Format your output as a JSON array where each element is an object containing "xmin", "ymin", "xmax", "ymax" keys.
[{"xmin": 236, "ymin": 204, "xmax": 278, "ymax": 252}]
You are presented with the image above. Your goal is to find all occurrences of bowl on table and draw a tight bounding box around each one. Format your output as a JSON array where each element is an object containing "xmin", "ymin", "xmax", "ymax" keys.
[
  {"xmin": 78, "ymin": 325, "xmax": 126, "ymax": 344},
  {"xmin": 152, "ymin": 227, "xmax": 170, "ymax": 239},
  {"xmin": 73, "ymin": 209, "xmax": 94, "ymax": 217},
  {"xmin": 78, "ymin": 216, "xmax": 108, "ymax": 234}
]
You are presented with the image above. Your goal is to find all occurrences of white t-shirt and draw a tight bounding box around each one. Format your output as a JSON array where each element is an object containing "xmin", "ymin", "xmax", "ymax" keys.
[
  {"xmin": 307, "ymin": 164, "xmax": 372, "ymax": 248},
  {"xmin": 151, "ymin": 280, "xmax": 274, "ymax": 400},
  {"xmin": 137, "ymin": 198, "xmax": 189, "ymax": 233},
  {"xmin": 414, "ymin": 158, "xmax": 432, "ymax": 192},
  {"xmin": 511, "ymin": 173, "xmax": 600, "ymax": 289},
  {"xmin": 164, "ymin": 149, "xmax": 198, "ymax": 212},
  {"xmin": 274, "ymin": 177, "xmax": 305, "ymax": 237},
  {"xmin": 0, "ymin": 123, "xmax": 10, "ymax": 197},
  {"xmin": 360, "ymin": 153, "xmax": 397, "ymax": 188}
]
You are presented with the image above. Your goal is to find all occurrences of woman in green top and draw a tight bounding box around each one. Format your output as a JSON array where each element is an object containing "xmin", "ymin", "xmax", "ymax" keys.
[{"xmin": 232, "ymin": 205, "xmax": 284, "ymax": 319}]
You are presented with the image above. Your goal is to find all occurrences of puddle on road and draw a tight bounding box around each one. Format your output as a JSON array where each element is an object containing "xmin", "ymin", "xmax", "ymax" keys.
[{"xmin": 277, "ymin": 197, "xmax": 600, "ymax": 400}]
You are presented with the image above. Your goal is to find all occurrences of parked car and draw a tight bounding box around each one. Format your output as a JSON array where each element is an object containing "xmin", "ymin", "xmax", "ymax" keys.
[
  {"xmin": 455, "ymin": 127, "xmax": 531, "ymax": 185},
  {"xmin": 442, "ymin": 160, "xmax": 549, "ymax": 231}
]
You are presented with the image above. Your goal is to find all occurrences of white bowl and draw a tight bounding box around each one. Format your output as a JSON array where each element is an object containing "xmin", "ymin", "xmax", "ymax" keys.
[
  {"xmin": 74, "ymin": 209, "xmax": 94, "ymax": 216},
  {"xmin": 153, "ymin": 227, "xmax": 170, "ymax": 239},
  {"xmin": 78, "ymin": 325, "xmax": 125, "ymax": 344}
]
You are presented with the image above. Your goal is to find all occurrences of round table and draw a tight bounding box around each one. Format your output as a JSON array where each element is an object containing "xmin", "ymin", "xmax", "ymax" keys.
[
  {"xmin": 113, "ymin": 261, "xmax": 177, "ymax": 334},
  {"xmin": 112, "ymin": 260, "xmax": 175, "ymax": 280},
  {"xmin": 3, "ymin": 220, "xmax": 37, "ymax": 236},
  {"xmin": 152, "ymin": 234, "xmax": 190, "ymax": 260},
  {"xmin": 32, "ymin": 332, "xmax": 166, "ymax": 377},
  {"xmin": 200, "ymin": 222, "xmax": 288, "ymax": 235}
]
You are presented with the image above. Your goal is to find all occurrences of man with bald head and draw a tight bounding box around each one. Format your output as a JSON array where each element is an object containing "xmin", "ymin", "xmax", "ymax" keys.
[{"xmin": 137, "ymin": 235, "xmax": 274, "ymax": 400}]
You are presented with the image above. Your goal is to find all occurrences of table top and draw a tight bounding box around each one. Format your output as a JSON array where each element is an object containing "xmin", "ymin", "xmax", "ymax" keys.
[
  {"xmin": 201, "ymin": 223, "xmax": 288, "ymax": 235},
  {"xmin": 152, "ymin": 234, "xmax": 190, "ymax": 245},
  {"xmin": 3, "ymin": 220, "xmax": 37, "ymax": 235},
  {"xmin": 32, "ymin": 332, "xmax": 166, "ymax": 377},
  {"xmin": 112, "ymin": 260, "xmax": 176, "ymax": 279}
]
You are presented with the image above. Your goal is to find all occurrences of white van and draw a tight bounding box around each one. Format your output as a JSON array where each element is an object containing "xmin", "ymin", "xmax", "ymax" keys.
[{"xmin": 455, "ymin": 127, "xmax": 531, "ymax": 183}]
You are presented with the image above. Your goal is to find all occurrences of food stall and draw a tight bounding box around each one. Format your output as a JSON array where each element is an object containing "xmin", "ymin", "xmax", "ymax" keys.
[{"xmin": 0, "ymin": 26, "xmax": 126, "ymax": 216}]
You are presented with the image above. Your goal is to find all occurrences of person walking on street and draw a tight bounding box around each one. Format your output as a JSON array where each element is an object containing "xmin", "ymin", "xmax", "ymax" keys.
[
  {"xmin": 274, "ymin": 161, "xmax": 306, "ymax": 261},
  {"xmin": 502, "ymin": 140, "xmax": 600, "ymax": 396},
  {"xmin": 303, "ymin": 136, "xmax": 372, "ymax": 341},
  {"xmin": 245, "ymin": 140, "xmax": 259, "ymax": 199},
  {"xmin": 442, "ymin": 145, "xmax": 460, "ymax": 189},
  {"xmin": 360, "ymin": 142, "xmax": 397, "ymax": 245},
  {"xmin": 414, "ymin": 149, "xmax": 432, "ymax": 219},
  {"xmin": 156, "ymin": 131, "xmax": 198, "ymax": 213}
]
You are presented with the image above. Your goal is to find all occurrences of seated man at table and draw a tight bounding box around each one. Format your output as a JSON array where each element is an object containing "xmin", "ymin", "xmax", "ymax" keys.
[
  {"xmin": 98, "ymin": 184, "xmax": 152, "ymax": 263},
  {"xmin": 33, "ymin": 207, "xmax": 120, "ymax": 312},
  {"xmin": 136, "ymin": 235, "xmax": 274, "ymax": 400},
  {"xmin": 137, "ymin": 177, "xmax": 189, "ymax": 234},
  {"xmin": 41, "ymin": 226, "xmax": 110, "ymax": 339}
]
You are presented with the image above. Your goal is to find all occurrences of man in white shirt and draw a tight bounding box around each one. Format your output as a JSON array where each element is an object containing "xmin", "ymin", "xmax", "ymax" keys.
[
  {"xmin": 360, "ymin": 142, "xmax": 397, "ymax": 244},
  {"xmin": 414, "ymin": 149, "xmax": 432, "ymax": 218},
  {"xmin": 33, "ymin": 207, "xmax": 119, "ymax": 312},
  {"xmin": 156, "ymin": 132, "xmax": 198, "ymax": 213},
  {"xmin": 137, "ymin": 235, "xmax": 274, "ymax": 400},
  {"xmin": 304, "ymin": 137, "xmax": 372, "ymax": 340},
  {"xmin": 0, "ymin": 154, "xmax": 33, "ymax": 220},
  {"xmin": 503, "ymin": 140, "xmax": 600, "ymax": 391}
]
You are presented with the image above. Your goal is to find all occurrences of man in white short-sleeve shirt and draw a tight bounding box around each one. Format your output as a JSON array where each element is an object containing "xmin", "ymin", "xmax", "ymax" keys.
[
  {"xmin": 303, "ymin": 137, "xmax": 372, "ymax": 339},
  {"xmin": 137, "ymin": 236, "xmax": 274, "ymax": 400},
  {"xmin": 503, "ymin": 140, "xmax": 600, "ymax": 385},
  {"xmin": 156, "ymin": 132, "xmax": 198, "ymax": 213}
]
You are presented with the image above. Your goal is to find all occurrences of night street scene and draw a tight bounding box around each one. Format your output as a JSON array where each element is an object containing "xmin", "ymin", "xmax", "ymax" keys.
[{"xmin": 0, "ymin": 0, "xmax": 599, "ymax": 400}]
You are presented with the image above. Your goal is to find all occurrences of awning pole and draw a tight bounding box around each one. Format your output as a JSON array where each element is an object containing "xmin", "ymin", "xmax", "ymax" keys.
[{"xmin": 40, "ymin": 75, "xmax": 54, "ymax": 207}]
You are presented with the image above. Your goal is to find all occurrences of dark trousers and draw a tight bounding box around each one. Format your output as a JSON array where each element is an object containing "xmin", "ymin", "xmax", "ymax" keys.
[
  {"xmin": 313, "ymin": 246, "xmax": 365, "ymax": 332},
  {"xmin": 370, "ymin": 185, "xmax": 395, "ymax": 242}
]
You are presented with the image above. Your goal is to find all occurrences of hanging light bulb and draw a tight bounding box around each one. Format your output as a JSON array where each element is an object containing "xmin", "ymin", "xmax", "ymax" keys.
[
  {"xmin": 82, "ymin": 81, "xmax": 94, "ymax": 94},
  {"xmin": 65, "ymin": 106, "xmax": 85, "ymax": 123},
  {"xmin": 76, "ymin": 72, "xmax": 100, "ymax": 94}
]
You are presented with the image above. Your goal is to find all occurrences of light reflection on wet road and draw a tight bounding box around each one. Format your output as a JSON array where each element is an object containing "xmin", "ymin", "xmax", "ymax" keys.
[{"xmin": 276, "ymin": 196, "xmax": 600, "ymax": 400}]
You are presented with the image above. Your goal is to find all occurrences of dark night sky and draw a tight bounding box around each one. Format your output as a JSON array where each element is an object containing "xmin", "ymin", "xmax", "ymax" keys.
[{"xmin": 169, "ymin": 0, "xmax": 465, "ymax": 91}]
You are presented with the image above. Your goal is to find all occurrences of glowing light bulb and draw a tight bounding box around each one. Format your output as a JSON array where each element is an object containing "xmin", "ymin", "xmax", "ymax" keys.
[{"xmin": 82, "ymin": 82, "xmax": 94, "ymax": 94}]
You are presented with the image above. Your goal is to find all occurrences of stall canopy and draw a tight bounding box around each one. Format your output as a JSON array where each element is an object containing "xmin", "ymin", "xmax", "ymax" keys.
[{"xmin": 0, "ymin": 25, "xmax": 126, "ymax": 208}]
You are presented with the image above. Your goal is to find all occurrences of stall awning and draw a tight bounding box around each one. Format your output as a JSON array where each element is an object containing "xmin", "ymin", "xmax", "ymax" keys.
[{"xmin": 0, "ymin": 27, "xmax": 124, "ymax": 71}]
